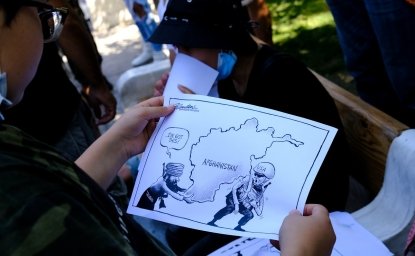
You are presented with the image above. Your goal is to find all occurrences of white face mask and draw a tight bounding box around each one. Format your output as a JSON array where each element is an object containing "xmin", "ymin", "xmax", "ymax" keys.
[{"xmin": 0, "ymin": 72, "xmax": 12, "ymax": 121}]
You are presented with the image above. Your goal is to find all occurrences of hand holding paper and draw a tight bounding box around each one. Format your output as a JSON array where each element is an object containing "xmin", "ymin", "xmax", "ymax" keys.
[{"xmin": 162, "ymin": 53, "xmax": 219, "ymax": 103}]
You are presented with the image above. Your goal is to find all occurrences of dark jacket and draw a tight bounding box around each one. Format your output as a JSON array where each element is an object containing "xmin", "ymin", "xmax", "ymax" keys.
[{"xmin": 219, "ymin": 45, "xmax": 351, "ymax": 211}]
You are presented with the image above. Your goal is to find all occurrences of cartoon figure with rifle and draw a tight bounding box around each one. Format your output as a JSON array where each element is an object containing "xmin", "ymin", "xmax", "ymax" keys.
[{"xmin": 207, "ymin": 162, "xmax": 275, "ymax": 231}]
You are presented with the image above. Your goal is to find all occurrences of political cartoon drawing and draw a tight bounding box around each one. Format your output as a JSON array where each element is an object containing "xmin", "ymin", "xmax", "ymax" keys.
[
  {"xmin": 136, "ymin": 162, "xmax": 190, "ymax": 210},
  {"xmin": 127, "ymin": 94, "xmax": 337, "ymax": 240},
  {"xmin": 207, "ymin": 162, "xmax": 276, "ymax": 231}
]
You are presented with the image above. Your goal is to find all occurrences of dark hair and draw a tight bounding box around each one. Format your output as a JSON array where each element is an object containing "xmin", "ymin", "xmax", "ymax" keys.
[{"xmin": 0, "ymin": 0, "xmax": 30, "ymax": 26}]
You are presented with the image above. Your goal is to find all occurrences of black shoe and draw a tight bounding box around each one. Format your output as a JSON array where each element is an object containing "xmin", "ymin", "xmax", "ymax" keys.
[
  {"xmin": 234, "ymin": 225, "xmax": 245, "ymax": 231},
  {"xmin": 207, "ymin": 221, "xmax": 217, "ymax": 227}
]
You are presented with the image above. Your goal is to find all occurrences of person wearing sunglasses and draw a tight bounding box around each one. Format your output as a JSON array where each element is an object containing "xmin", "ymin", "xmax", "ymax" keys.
[
  {"xmin": 3, "ymin": 0, "xmax": 117, "ymax": 162},
  {"xmin": 25, "ymin": 0, "xmax": 68, "ymax": 42},
  {"xmin": 1, "ymin": 0, "xmax": 140, "ymax": 249},
  {"xmin": 0, "ymin": 0, "xmax": 179, "ymax": 254},
  {"xmin": 0, "ymin": 1, "xmax": 339, "ymax": 255}
]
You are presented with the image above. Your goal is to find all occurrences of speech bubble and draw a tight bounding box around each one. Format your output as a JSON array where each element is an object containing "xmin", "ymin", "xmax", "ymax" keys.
[{"xmin": 160, "ymin": 127, "xmax": 189, "ymax": 158}]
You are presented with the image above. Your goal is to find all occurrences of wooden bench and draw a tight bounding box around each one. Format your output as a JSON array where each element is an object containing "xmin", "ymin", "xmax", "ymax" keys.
[
  {"xmin": 314, "ymin": 72, "xmax": 409, "ymax": 196},
  {"xmin": 314, "ymin": 72, "xmax": 414, "ymax": 255}
]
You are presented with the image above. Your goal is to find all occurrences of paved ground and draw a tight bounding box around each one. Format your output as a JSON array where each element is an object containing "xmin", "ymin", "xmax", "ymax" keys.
[
  {"xmin": 82, "ymin": 23, "xmax": 143, "ymax": 137},
  {"xmin": 93, "ymin": 23, "xmax": 170, "ymax": 123},
  {"xmin": 94, "ymin": 24, "xmax": 142, "ymax": 88}
]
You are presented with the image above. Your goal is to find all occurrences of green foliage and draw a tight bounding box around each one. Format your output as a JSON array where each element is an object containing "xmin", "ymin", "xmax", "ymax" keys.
[{"xmin": 266, "ymin": 0, "xmax": 355, "ymax": 90}]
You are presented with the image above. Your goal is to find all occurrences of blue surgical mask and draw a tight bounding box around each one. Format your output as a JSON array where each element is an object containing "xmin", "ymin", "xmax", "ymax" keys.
[
  {"xmin": 217, "ymin": 51, "xmax": 237, "ymax": 80},
  {"xmin": 0, "ymin": 72, "xmax": 12, "ymax": 121}
]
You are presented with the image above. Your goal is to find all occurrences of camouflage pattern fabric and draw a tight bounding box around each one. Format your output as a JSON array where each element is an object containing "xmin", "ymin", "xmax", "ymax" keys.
[{"xmin": 0, "ymin": 124, "xmax": 174, "ymax": 255}]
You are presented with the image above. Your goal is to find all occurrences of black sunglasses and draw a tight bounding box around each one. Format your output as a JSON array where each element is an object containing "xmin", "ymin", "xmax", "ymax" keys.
[{"xmin": 23, "ymin": 1, "xmax": 69, "ymax": 43}]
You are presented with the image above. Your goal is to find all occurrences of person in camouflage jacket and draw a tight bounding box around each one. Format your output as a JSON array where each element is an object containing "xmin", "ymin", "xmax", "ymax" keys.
[
  {"xmin": 0, "ymin": 1, "xmax": 175, "ymax": 254},
  {"xmin": 0, "ymin": 124, "xmax": 173, "ymax": 255},
  {"xmin": 0, "ymin": 1, "xmax": 342, "ymax": 255}
]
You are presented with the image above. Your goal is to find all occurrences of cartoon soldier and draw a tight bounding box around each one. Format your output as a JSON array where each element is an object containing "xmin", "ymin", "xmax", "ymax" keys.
[
  {"xmin": 207, "ymin": 162, "xmax": 275, "ymax": 231},
  {"xmin": 137, "ymin": 162, "xmax": 189, "ymax": 210}
]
